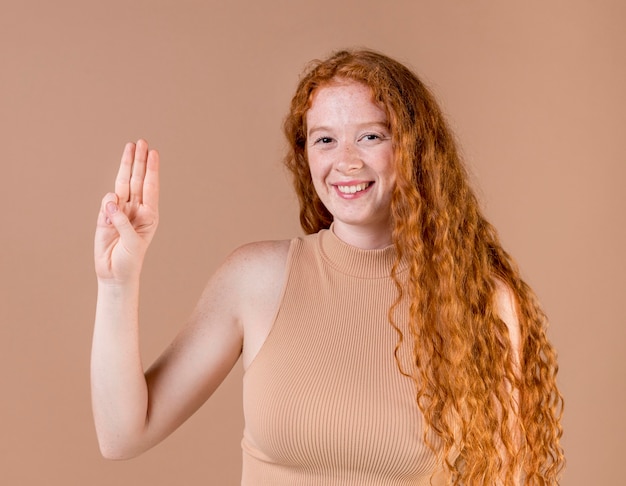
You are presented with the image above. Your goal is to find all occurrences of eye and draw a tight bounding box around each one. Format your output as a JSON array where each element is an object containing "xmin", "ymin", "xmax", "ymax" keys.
[
  {"xmin": 314, "ymin": 136, "xmax": 334, "ymax": 144},
  {"xmin": 359, "ymin": 133, "xmax": 388, "ymax": 144}
]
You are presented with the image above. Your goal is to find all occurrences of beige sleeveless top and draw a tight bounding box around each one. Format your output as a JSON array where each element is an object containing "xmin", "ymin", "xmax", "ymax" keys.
[{"xmin": 241, "ymin": 228, "xmax": 448, "ymax": 485}]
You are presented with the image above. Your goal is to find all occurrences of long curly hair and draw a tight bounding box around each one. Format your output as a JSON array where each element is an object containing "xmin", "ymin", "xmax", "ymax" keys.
[{"xmin": 283, "ymin": 49, "xmax": 564, "ymax": 484}]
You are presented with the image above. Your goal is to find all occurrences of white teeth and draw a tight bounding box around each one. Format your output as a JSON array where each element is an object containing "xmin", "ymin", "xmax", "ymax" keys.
[{"xmin": 337, "ymin": 182, "xmax": 370, "ymax": 194}]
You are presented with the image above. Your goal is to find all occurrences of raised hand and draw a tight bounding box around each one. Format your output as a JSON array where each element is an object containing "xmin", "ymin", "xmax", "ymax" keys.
[{"xmin": 95, "ymin": 140, "xmax": 160, "ymax": 283}]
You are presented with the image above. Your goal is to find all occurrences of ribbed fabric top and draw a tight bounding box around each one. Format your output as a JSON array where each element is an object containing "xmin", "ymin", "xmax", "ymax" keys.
[{"xmin": 241, "ymin": 228, "xmax": 446, "ymax": 485}]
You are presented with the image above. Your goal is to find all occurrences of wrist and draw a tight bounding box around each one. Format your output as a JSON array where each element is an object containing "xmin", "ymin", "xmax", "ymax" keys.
[{"xmin": 97, "ymin": 276, "xmax": 141, "ymax": 293}]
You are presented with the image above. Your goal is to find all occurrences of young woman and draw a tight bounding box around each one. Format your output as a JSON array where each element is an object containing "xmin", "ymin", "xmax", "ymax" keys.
[{"xmin": 92, "ymin": 49, "xmax": 563, "ymax": 485}]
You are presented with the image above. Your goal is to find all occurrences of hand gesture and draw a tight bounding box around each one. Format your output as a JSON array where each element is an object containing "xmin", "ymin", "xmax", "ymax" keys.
[{"xmin": 95, "ymin": 140, "xmax": 160, "ymax": 283}]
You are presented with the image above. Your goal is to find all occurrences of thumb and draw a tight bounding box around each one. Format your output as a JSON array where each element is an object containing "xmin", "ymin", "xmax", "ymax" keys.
[{"xmin": 105, "ymin": 200, "xmax": 137, "ymax": 243}]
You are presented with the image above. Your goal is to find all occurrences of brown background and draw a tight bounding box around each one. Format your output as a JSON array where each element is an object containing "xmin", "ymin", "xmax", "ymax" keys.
[{"xmin": 1, "ymin": 0, "xmax": 624, "ymax": 484}]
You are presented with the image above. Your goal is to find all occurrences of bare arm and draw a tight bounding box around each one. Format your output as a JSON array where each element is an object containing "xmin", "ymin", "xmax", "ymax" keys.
[
  {"xmin": 91, "ymin": 257, "xmax": 245, "ymax": 460},
  {"xmin": 91, "ymin": 140, "xmax": 160, "ymax": 458},
  {"xmin": 494, "ymin": 280, "xmax": 522, "ymax": 368},
  {"xmin": 493, "ymin": 279, "xmax": 524, "ymax": 484},
  {"xmin": 91, "ymin": 141, "xmax": 286, "ymax": 459}
]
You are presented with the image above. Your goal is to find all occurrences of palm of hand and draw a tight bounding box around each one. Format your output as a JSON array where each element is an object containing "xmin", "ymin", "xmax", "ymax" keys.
[{"xmin": 95, "ymin": 140, "xmax": 160, "ymax": 282}]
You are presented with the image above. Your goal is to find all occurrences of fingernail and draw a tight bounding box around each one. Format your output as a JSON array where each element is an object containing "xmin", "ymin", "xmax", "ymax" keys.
[{"xmin": 106, "ymin": 201, "xmax": 118, "ymax": 214}]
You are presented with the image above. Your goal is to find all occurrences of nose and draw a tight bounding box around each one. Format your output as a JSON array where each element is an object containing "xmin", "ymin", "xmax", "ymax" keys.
[{"xmin": 335, "ymin": 142, "xmax": 363, "ymax": 173}]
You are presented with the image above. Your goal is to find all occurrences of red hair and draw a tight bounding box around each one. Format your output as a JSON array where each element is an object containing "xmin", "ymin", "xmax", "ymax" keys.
[{"xmin": 283, "ymin": 49, "xmax": 564, "ymax": 484}]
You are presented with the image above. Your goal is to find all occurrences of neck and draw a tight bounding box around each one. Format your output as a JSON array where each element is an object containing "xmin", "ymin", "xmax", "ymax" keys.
[{"xmin": 331, "ymin": 222, "xmax": 393, "ymax": 250}]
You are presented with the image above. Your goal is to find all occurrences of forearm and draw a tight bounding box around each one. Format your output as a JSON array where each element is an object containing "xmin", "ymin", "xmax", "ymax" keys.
[{"xmin": 90, "ymin": 279, "xmax": 149, "ymax": 459}]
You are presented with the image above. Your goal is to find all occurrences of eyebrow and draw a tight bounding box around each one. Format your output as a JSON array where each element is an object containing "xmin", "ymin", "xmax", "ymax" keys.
[{"xmin": 307, "ymin": 121, "xmax": 390, "ymax": 138}]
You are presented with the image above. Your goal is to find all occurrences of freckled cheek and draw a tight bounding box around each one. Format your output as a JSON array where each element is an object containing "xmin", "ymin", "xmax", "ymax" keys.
[
  {"xmin": 308, "ymin": 166, "xmax": 329, "ymax": 199},
  {"xmin": 311, "ymin": 179, "xmax": 326, "ymax": 197},
  {"xmin": 379, "ymin": 169, "xmax": 397, "ymax": 202},
  {"xmin": 308, "ymin": 157, "xmax": 332, "ymax": 185}
]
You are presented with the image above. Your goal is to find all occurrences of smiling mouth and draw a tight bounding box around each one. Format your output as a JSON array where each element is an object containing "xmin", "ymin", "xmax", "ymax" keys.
[{"xmin": 336, "ymin": 182, "xmax": 372, "ymax": 194}]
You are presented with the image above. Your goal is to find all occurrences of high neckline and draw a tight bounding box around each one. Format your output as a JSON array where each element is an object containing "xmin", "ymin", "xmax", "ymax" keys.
[{"xmin": 317, "ymin": 225, "xmax": 408, "ymax": 279}]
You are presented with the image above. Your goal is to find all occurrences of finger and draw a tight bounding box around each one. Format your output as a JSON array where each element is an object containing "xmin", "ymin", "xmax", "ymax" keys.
[
  {"xmin": 143, "ymin": 149, "xmax": 160, "ymax": 210},
  {"xmin": 115, "ymin": 142, "xmax": 135, "ymax": 203},
  {"xmin": 130, "ymin": 139, "xmax": 148, "ymax": 204}
]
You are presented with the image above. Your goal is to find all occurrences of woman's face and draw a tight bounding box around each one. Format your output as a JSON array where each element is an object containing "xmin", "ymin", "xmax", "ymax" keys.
[{"xmin": 306, "ymin": 81, "xmax": 395, "ymax": 247}]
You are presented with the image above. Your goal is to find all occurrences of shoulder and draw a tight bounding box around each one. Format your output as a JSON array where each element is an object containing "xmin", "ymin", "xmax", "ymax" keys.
[
  {"xmin": 492, "ymin": 279, "xmax": 521, "ymax": 361},
  {"xmin": 193, "ymin": 239, "xmax": 291, "ymax": 332},
  {"xmin": 199, "ymin": 239, "xmax": 291, "ymax": 298},
  {"xmin": 493, "ymin": 279, "xmax": 517, "ymax": 323},
  {"xmin": 223, "ymin": 239, "xmax": 291, "ymax": 279},
  {"xmin": 223, "ymin": 240, "xmax": 293, "ymax": 368},
  {"xmin": 216, "ymin": 239, "xmax": 292, "ymax": 307}
]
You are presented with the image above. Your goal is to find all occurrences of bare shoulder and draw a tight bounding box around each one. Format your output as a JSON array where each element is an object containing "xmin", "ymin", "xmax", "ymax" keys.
[
  {"xmin": 223, "ymin": 239, "xmax": 292, "ymax": 369},
  {"xmin": 228, "ymin": 239, "xmax": 291, "ymax": 263},
  {"xmin": 223, "ymin": 239, "xmax": 291, "ymax": 282},
  {"xmin": 193, "ymin": 239, "xmax": 291, "ymax": 318},
  {"xmin": 493, "ymin": 278, "xmax": 521, "ymax": 359},
  {"xmin": 493, "ymin": 280, "xmax": 517, "ymax": 323}
]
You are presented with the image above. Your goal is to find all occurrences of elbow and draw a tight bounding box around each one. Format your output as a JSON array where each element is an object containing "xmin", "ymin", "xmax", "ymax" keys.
[
  {"xmin": 98, "ymin": 444, "xmax": 133, "ymax": 461},
  {"xmin": 99, "ymin": 447, "xmax": 134, "ymax": 462},
  {"xmin": 92, "ymin": 415, "xmax": 151, "ymax": 460},
  {"xmin": 97, "ymin": 436, "xmax": 144, "ymax": 461}
]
